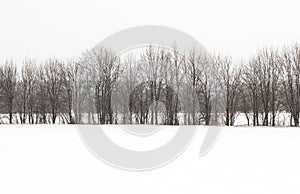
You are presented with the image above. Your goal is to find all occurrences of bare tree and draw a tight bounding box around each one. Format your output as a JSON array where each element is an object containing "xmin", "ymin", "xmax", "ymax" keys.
[
  {"xmin": 43, "ymin": 59, "xmax": 64, "ymax": 124},
  {"xmin": 60, "ymin": 61, "xmax": 75, "ymax": 124},
  {"xmin": 0, "ymin": 61, "xmax": 17, "ymax": 124},
  {"xmin": 71, "ymin": 61, "xmax": 88, "ymax": 124},
  {"xmin": 16, "ymin": 59, "xmax": 37, "ymax": 124},
  {"xmin": 238, "ymin": 82, "xmax": 252, "ymax": 126},
  {"xmin": 216, "ymin": 55, "xmax": 241, "ymax": 126},
  {"xmin": 280, "ymin": 44, "xmax": 300, "ymax": 126},
  {"xmin": 255, "ymin": 48, "xmax": 279, "ymax": 126},
  {"xmin": 82, "ymin": 47, "xmax": 121, "ymax": 124},
  {"xmin": 186, "ymin": 48, "xmax": 212, "ymax": 125},
  {"xmin": 243, "ymin": 59, "xmax": 260, "ymax": 126}
]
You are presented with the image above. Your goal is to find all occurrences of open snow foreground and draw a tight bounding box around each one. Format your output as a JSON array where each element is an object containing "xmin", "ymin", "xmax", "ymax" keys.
[{"xmin": 0, "ymin": 125, "xmax": 300, "ymax": 194}]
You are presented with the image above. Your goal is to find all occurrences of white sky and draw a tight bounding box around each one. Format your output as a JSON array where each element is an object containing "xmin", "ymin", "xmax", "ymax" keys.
[{"xmin": 0, "ymin": 0, "xmax": 299, "ymax": 64}]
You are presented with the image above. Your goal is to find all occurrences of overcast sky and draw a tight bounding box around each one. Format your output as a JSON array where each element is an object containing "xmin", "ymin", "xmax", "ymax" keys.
[{"xmin": 0, "ymin": 0, "xmax": 299, "ymax": 64}]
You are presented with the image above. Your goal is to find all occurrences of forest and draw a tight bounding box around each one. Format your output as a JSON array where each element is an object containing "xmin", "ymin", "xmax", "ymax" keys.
[{"xmin": 0, "ymin": 43, "xmax": 299, "ymax": 127}]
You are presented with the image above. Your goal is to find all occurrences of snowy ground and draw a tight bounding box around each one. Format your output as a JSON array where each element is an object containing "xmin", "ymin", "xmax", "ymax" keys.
[
  {"xmin": 0, "ymin": 125, "xmax": 300, "ymax": 194},
  {"xmin": 0, "ymin": 112, "xmax": 294, "ymax": 126}
]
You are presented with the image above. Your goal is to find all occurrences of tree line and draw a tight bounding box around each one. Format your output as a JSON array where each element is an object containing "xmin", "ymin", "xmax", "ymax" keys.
[{"xmin": 0, "ymin": 43, "xmax": 299, "ymax": 126}]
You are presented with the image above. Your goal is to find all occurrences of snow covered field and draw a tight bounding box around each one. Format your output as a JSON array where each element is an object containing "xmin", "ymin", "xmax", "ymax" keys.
[{"xmin": 0, "ymin": 125, "xmax": 300, "ymax": 194}]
